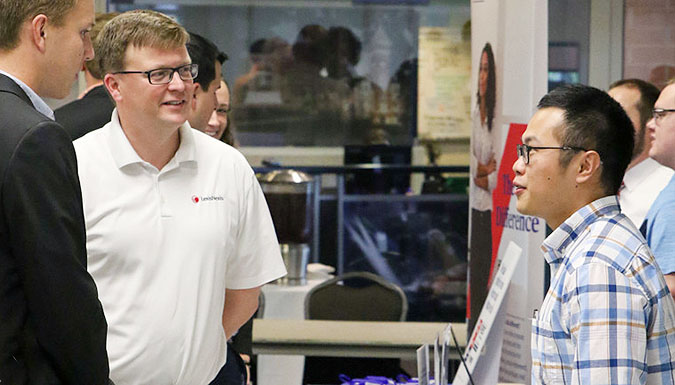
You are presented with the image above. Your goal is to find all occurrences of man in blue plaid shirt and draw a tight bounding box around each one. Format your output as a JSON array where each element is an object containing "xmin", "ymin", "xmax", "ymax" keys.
[{"xmin": 512, "ymin": 84, "xmax": 675, "ymax": 384}]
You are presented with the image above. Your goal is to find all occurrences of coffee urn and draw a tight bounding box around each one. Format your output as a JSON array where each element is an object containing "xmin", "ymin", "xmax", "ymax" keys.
[{"xmin": 259, "ymin": 169, "xmax": 315, "ymax": 285}]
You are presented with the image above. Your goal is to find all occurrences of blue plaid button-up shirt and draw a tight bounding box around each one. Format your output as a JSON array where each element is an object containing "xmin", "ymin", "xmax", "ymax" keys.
[{"xmin": 532, "ymin": 196, "xmax": 675, "ymax": 384}]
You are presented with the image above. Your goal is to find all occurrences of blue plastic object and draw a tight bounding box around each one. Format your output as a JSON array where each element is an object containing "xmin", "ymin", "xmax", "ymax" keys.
[
  {"xmin": 339, "ymin": 375, "xmax": 394, "ymax": 385},
  {"xmin": 339, "ymin": 374, "xmax": 434, "ymax": 385}
]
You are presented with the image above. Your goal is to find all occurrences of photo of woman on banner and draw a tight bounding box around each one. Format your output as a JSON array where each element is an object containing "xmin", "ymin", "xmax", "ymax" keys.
[{"xmin": 468, "ymin": 42, "xmax": 497, "ymax": 333}]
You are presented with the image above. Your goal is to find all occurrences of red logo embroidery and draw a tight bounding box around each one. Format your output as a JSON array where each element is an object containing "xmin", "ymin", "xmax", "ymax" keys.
[{"xmin": 192, "ymin": 196, "xmax": 199, "ymax": 203}]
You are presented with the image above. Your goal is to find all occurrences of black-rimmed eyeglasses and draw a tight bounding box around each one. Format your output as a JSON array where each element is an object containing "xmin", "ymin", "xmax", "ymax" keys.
[
  {"xmin": 112, "ymin": 64, "xmax": 198, "ymax": 85},
  {"xmin": 653, "ymin": 108, "xmax": 675, "ymax": 123},
  {"xmin": 516, "ymin": 144, "xmax": 587, "ymax": 164}
]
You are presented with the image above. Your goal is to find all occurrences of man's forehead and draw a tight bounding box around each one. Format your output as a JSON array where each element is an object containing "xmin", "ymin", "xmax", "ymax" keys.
[
  {"xmin": 124, "ymin": 44, "xmax": 190, "ymax": 66},
  {"xmin": 522, "ymin": 107, "xmax": 565, "ymax": 143},
  {"xmin": 656, "ymin": 83, "xmax": 675, "ymax": 108},
  {"xmin": 609, "ymin": 85, "xmax": 640, "ymax": 107}
]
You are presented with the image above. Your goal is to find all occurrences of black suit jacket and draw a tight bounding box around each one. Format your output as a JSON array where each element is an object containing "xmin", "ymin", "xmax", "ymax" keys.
[
  {"xmin": 54, "ymin": 85, "xmax": 115, "ymax": 141},
  {"xmin": 0, "ymin": 74, "xmax": 110, "ymax": 385}
]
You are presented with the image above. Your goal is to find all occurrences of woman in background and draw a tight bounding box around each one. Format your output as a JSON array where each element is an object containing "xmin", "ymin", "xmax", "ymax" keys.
[
  {"xmin": 468, "ymin": 42, "xmax": 497, "ymax": 333},
  {"xmin": 206, "ymin": 79, "xmax": 238, "ymax": 147}
]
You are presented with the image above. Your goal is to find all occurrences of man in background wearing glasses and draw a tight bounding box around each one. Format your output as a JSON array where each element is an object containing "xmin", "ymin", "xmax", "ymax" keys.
[
  {"xmin": 642, "ymin": 79, "xmax": 675, "ymax": 300},
  {"xmin": 73, "ymin": 10, "xmax": 285, "ymax": 384},
  {"xmin": 513, "ymin": 84, "xmax": 675, "ymax": 384},
  {"xmin": 608, "ymin": 79, "xmax": 672, "ymax": 228}
]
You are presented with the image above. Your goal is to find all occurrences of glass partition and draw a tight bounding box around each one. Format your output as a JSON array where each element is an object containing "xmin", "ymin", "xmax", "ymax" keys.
[{"xmin": 108, "ymin": 0, "xmax": 471, "ymax": 146}]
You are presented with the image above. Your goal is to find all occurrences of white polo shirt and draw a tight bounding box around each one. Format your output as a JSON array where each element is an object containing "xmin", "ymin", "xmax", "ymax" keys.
[
  {"xmin": 74, "ymin": 110, "xmax": 286, "ymax": 385},
  {"xmin": 620, "ymin": 157, "xmax": 674, "ymax": 228}
]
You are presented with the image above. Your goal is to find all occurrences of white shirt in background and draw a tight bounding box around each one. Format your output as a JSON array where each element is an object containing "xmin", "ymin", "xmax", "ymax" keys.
[{"xmin": 619, "ymin": 157, "xmax": 673, "ymax": 228}]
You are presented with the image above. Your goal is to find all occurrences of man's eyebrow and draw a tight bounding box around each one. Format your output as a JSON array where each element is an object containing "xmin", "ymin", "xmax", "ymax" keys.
[{"xmin": 522, "ymin": 136, "xmax": 535, "ymax": 145}]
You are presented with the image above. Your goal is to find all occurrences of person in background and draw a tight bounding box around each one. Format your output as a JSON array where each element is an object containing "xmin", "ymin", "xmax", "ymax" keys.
[
  {"xmin": 74, "ymin": 10, "xmax": 286, "ymax": 384},
  {"xmin": 232, "ymin": 39, "xmax": 266, "ymax": 104},
  {"xmin": 186, "ymin": 31, "xmax": 227, "ymax": 132},
  {"xmin": 206, "ymin": 79, "xmax": 237, "ymax": 146},
  {"xmin": 55, "ymin": 11, "xmax": 118, "ymax": 140},
  {"xmin": 642, "ymin": 79, "xmax": 675, "ymax": 300},
  {"xmin": 0, "ymin": 0, "xmax": 111, "ymax": 383},
  {"xmin": 608, "ymin": 79, "xmax": 672, "ymax": 227},
  {"xmin": 233, "ymin": 37, "xmax": 291, "ymax": 105},
  {"xmin": 513, "ymin": 84, "xmax": 675, "ymax": 384},
  {"xmin": 323, "ymin": 26, "xmax": 362, "ymax": 86},
  {"xmin": 186, "ymin": 33, "xmax": 249, "ymax": 385},
  {"xmin": 468, "ymin": 41, "xmax": 497, "ymax": 333}
]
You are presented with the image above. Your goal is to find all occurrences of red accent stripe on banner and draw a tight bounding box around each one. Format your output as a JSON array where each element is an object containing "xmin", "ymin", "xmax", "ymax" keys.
[{"xmin": 489, "ymin": 123, "xmax": 527, "ymax": 282}]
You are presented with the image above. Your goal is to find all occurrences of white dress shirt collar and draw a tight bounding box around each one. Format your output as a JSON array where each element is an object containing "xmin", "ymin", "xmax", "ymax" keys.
[{"xmin": 0, "ymin": 69, "xmax": 55, "ymax": 120}]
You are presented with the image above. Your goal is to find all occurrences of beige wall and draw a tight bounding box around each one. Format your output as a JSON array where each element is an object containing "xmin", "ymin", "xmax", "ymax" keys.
[{"xmin": 623, "ymin": 0, "xmax": 675, "ymax": 89}]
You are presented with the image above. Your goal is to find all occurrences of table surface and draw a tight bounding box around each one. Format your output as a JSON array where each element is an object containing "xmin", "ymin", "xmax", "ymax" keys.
[
  {"xmin": 258, "ymin": 278, "xmax": 331, "ymax": 385},
  {"xmin": 253, "ymin": 319, "xmax": 467, "ymax": 359}
]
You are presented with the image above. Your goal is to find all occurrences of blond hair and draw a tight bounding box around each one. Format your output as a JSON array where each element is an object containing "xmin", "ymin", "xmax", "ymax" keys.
[
  {"xmin": 96, "ymin": 10, "xmax": 189, "ymax": 75},
  {"xmin": 0, "ymin": 0, "xmax": 77, "ymax": 50}
]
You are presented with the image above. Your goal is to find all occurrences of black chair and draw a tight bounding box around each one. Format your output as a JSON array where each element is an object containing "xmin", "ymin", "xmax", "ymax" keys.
[{"xmin": 302, "ymin": 272, "xmax": 409, "ymax": 383}]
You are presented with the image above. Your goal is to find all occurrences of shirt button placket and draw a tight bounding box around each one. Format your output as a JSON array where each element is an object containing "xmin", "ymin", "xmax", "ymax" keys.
[{"xmin": 157, "ymin": 174, "xmax": 172, "ymax": 218}]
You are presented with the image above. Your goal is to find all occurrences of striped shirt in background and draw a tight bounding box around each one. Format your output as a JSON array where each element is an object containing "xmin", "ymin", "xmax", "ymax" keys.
[{"xmin": 531, "ymin": 196, "xmax": 675, "ymax": 384}]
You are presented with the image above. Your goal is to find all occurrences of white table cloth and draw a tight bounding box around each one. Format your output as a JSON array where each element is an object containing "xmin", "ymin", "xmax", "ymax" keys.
[{"xmin": 257, "ymin": 275, "xmax": 329, "ymax": 385}]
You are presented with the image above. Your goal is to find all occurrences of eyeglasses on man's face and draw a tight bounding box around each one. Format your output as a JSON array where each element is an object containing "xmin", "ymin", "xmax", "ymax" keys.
[
  {"xmin": 516, "ymin": 144, "xmax": 587, "ymax": 164},
  {"xmin": 112, "ymin": 63, "xmax": 199, "ymax": 85},
  {"xmin": 653, "ymin": 108, "xmax": 675, "ymax": 123}
]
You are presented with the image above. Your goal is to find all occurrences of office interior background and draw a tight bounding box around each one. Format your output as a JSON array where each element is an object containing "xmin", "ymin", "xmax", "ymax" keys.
[{"xmin": 47, "ymin": 0, "xmax": 675, "ymax": 323}]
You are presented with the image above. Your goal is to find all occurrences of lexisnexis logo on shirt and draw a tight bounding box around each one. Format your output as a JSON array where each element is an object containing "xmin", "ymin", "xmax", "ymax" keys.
[{"xmin": 191, "ymin": 195, "xmax": 224, "ymax": 204}]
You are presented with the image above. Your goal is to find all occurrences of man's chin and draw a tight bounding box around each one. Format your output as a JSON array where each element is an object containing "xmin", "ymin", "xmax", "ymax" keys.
[
  {"xmin": 515, "ymin": 201, "xmax": 531, "ymax": 217},
  {"xmin": 43, "ymin": 87, "xmax": 73, "ymax": 101}
]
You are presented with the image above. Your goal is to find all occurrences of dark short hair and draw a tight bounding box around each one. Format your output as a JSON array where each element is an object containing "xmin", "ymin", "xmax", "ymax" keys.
[
  {"xmin": 538, "ymin": 84, "xmax": 634, "ymax": 195},
  {"xmin": 186, "ymin": 32, "xmax": 227, "ymax": 91},
  {"xmin": 292, "ymin": 24, "xmax": 327, "ymax": 67},
  {"xmin": 325, "ymin": 26, "xmax": 361, "ymax": 66},
  {"xmin": 609, "ymin": 78, "xmax": 660, "ymax": 131},
  {"xmin": 250, "ymin": 39, "xmax": 267, "ymax": 55}
]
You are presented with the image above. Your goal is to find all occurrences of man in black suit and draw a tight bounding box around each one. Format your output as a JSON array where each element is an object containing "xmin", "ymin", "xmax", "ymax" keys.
[
  {"xmin": 55, "ymin": 12, "xmax": 118, "ymax": 140},
  {"xmin": 0, "ymin": 1, "xmax": 110, "ymax": 384}
]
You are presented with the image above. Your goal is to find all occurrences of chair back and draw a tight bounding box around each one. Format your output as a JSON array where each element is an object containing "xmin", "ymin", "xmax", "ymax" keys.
[{"xmin": 305, "ymin": 271, "xmax": 408, "ymax": 321}]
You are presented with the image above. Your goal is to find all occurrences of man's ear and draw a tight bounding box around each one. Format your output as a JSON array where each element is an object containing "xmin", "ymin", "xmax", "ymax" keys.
[
  {"xmin": 575, "ymin": 150, "xmax": 602, "ymax": 185},
  {"xmin": 103, "ymin": 73, "xmax": 122, "ymax": 103},
  {"xmin": 30, "ymin": 14, "xmax": 49, "ymax": 52},
  {"xmin": 191, "ymin": 83, "xmax": 199, "ymax": 110}
]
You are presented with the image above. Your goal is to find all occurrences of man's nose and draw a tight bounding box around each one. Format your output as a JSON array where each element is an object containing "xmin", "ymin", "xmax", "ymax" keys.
[
  {"xmin": 84, "ymin": 35, "xmax": 95, "ymax": 62},
  {"xmin": 513, "ymin": 156, "xmax": 525, "ymax": 175},
  {"xmin": 168, "ymin": 72, "xmax": 186, "ymax": 90},
  {"xmin": 646, "ymin": 117, "xmax": 657, "ymax": 133},
  {"xmin": 208, "ymin": 110, "xmax": 219, "ymax": 127}
]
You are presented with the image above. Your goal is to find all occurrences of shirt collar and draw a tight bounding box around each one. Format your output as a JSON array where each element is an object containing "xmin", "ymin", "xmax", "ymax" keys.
[
  {"xmin": 106, "ymin": 108, "xmax": 197, "ymax": 170},
  {"xmin": 0, "ymin": 69, "xmax": 55, "ymax": 120},
  {"xmin": 541, "ymin": 195, "xmax": 620, "ymax": 266},
  {"xmin": 622, "ymin": 157, "xmax": 663, "ymax": 192}
]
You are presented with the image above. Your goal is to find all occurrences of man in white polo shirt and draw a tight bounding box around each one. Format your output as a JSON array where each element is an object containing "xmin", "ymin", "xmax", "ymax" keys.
[{"xmin": 73, "ymin": 10, "xmax": 286, "ymax": 385}]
